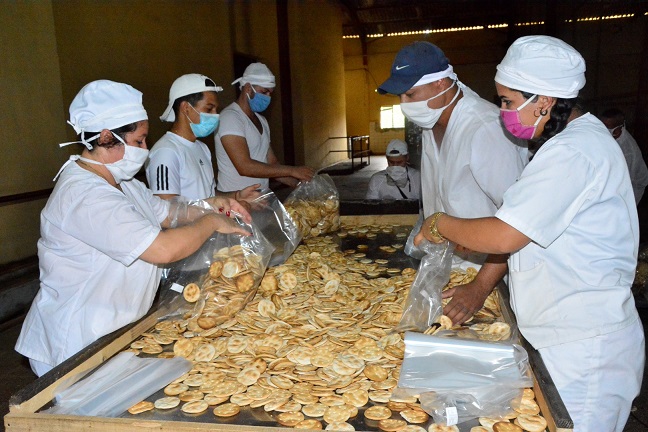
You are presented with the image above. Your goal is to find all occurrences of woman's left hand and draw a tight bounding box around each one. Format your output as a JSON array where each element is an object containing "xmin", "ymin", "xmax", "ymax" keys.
[{"xmin": 206, "ymin": 197, "xmax": 252, "ymax": 223}]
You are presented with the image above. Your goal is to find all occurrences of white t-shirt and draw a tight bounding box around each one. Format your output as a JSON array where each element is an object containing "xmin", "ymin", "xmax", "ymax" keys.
[
  {"xmin": 496, "ymin": 114, "xmax": 639, "ymax": 349},
  {"xmin": 146, "ymin": 132, "xmax": 216, "ymax": 200},
  {"xmin": 366, "ymin": 167, "xmax": 421, "ymax": 200},
  {"xmin": 215, "ymin": 102, "xmax": 271, "ymax": 192},
  {"xmin": 616, "ymin": 128, "xmax": 648, "ymax": 203},
  {"xmin": 15, "ymin": 162, "xmax": 170, "ymax": 368}
]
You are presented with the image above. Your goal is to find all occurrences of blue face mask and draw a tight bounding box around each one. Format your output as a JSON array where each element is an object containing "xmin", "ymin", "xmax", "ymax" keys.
[
  {"xmin": 186, "ymin": 105, "xmax": 220, "ymax": 138},
  {"xmin": 247, "ymin": 87, "xmax": 272, "ymax": 113}
]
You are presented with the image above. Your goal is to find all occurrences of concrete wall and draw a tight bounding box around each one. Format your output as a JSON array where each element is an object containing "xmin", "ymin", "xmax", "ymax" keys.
[
  {"xmin": 288, "ymin": 0, "xmax": 347, "ymax": 169},
  {"xmin": 229, "ymin": 0, "xmax": 285, "ymax": 162},
  {"xmin": 51, "ymin": 0, "xmax": 234, "ymax": 147},
  {"xmin": 0, "ymin": 1, "xmax": 67, "ymax": 262}
]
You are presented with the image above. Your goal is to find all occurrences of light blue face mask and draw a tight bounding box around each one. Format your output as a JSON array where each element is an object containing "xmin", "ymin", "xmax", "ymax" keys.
[
  {"xmin": 247, "ymin": 86, "xmax": 272, "ymax": 113},
  {"xmin": 186, "ymin": 105, "xmax": 220, "ymax": 137}
]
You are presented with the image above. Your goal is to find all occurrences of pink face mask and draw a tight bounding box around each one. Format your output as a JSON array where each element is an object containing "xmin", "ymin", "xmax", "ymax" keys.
[{"xmin": 500, "ymin": 94, "xmax": 542, "ymax": 140}]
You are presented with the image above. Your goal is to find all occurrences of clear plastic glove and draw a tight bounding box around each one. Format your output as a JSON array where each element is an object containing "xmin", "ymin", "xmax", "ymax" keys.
[
  {"xmin": 208, "ymin": 213, "xmax": 251, "ymax": 236},
  {"xmin": 205, "ymin": 196, "xmax": 252, "ymax": 223}
]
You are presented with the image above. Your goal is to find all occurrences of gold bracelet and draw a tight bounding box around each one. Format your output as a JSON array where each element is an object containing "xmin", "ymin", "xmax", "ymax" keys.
[
  {"xmin": 234, "ymin": 191, "xmax": 240, "ymax": 201},
  {"xmin": 429, "ymin": 211, "xmax": 446, "ymax": 242}
]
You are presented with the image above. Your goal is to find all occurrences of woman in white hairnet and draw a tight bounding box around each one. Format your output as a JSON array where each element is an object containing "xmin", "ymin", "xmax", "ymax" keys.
[
  {"xmin": 416, "ymin": 36, "xmax": 644, "ymax": 432},
  {"xmin": 15, "ymin": 80, "xmax": 251, "ymax": 377}
]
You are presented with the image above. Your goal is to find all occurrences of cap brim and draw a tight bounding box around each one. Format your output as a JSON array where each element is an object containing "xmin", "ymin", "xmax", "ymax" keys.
[
  {"xmin": 377, "ymin": 74, "xmax": 421, "ymax": 95},
  {"xmin": 160, "ymin": 103, "xmax": 175, "ymax": 122}
]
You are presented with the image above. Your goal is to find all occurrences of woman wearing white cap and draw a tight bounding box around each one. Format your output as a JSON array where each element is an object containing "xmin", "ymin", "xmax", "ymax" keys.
[
  {"xmin": 15, "ymin": 80, "xmax": 251, "ymax": 377},
  {"xmin": 215, "ymin": 62, "xmax": 315, "ymax": 193},
  {"xmin": 416, "ymin": 36, "xmax": 644, "ymax": 431}
]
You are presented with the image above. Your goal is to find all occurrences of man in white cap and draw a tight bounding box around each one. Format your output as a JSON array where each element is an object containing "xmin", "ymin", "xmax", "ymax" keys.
[
  {"xmin": 16, "ymin": 80, "xmax": 250, "ymax": 376},
  {"xmin": 365, "ymin": 139, "xmax": 420, "ymax": 200},
  {"xmin": 600, "ymin": 108, "xmax": 648, "ymax": 204},
  {"xmin": 378, "ymin": 42, "xmax": 528, "ymax": 325},
  {"xmin": 147, "ymin": 74, "xmax": 259, "ymax": 202},
  {"xmin": 216, "ymin": 62, "xmax": 314, "ymax": 192}
]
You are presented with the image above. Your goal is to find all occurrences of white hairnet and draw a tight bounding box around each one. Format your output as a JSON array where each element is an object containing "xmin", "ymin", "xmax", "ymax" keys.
[
  {"xmin": 232, "ymin": 62, "xmax": 275, "ymax": 89},
  {"xmin": 68, "ymin": 80, "xmax": 147, "ymax": 136},
  {"xmin": 495, "ymin": 35, "xmax": 586, "ymax": 99}
]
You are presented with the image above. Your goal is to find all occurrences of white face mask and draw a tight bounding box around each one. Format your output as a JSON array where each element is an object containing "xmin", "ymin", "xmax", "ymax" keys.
[
  {"xmin": 78, "ymin": 142, "xmax": 149, "ymax": 183},
  {"xmin": 386, "ymin": 165, "xmax": 409, "ymax": 187},
  {"xmin": 400, "ymin": 81, "xmax": 460, "ymax": 129}
]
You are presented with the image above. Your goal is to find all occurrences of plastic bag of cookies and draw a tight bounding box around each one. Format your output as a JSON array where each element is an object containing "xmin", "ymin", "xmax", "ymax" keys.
[
  {"xmin": 284, "ymin": 174, "xmax": 340, "ymax": 239},
  {"xmin": 172, "ymin": 214, "xmax": 275, "ymax": 327}
]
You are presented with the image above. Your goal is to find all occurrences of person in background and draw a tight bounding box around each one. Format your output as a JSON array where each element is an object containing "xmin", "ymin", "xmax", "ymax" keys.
[
  {"xmin": 378, "ymin": 41, "xmax": 528, "ymax": 324},
  {"xmin": 15, "ymin": 80, "xmax": 250, "ymax": 377},
  {"xmin": 601, "ymin": 108, "xmax": 648, "ymax": 204},
  {"xmin": 147, "ymin": 73, "xmax": 259, "ymax": 202},
  {"xmin": 416, "ymin": 36, "xmax": 644, "ymax": 432},
  {"xmin": 365, "ymin": 139, "xmax": 421, "ymax": 200},
  {"xmin": 215, "ymin": 63, "xmax": 315, "ymax": 193}
]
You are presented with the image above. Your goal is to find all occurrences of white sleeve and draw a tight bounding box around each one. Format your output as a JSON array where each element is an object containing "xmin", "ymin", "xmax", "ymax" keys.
[
  {"xmin": 470, "ymin": 124, "xmax": 527, "ymax": 208},
  {"xmin": 366, "ymin": 174, "xmax": 384, "ymax": 199},
  {"xmin": 61, "ymin": 187, "xmax": 161, "ymax": 266},
  {"xmin": 496, "ymin": 145, "xmax": 596, "ymax": 248},
  {"xmin": 146, "ymin": 148, "xmax": 182, "ymax": 195}
]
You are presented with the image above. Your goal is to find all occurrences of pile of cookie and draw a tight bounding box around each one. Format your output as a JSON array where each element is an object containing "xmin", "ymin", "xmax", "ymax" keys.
[
  {"xmin": 125, "ymin": 232, "xmax": 547, "ymax": 431},
  {"xmin": 284, "ymin": 198, "xmax": 340, "ymax": 239}
]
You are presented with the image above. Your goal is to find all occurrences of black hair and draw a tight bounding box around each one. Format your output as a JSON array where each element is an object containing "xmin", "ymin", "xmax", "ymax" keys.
[
  {"xmin": 600, "ymin": 107, "xmax": 625, "ymax": 124},
  {"xmin": 172, "ymin": 92, "xmax": 205, "ymax": 119},
  {"xmin": 171, "ymin": 77, "xmax": 217, "ymax": 119},
  {"xmin": 519, "ymin": 90, "xmax": 576, "ymax": 152},
  {"xmin": 80, "ymin": 122, "xmax": 139, "ymax": 150}
]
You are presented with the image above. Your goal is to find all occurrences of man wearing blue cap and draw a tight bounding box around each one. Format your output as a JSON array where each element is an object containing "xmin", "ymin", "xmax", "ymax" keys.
[{"xmin": 379, "ymin": 41, "xmax": 528, "ymax": 325}]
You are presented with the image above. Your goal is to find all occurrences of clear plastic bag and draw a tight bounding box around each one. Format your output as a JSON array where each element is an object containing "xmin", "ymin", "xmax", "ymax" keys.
[
  {"xmin": 249, "ymin": 188, "xmax": 302, "ymax": 267},
  {"xmin": 284, "ymin": 174, "xmax": 340, "ymax": 238},
  {"xmin": 398, "ymin": 332, "xmax": 533, "ymax": 425},
  {"xmin": 404, "ymin": 211, "xmax": 426, "ymax": 259},
  {"xmin": 394, "ymin": 241, "xmax": 455, "ymax": 332},
  {"xmin": 45, "ymin": 352, "xmax": 191, "ymax": 417},
  {"xmin": 166, "ymin": 213, "xmax": 275, "ymax": 326},
  {"xmin": 159, "ymin": 197, "xmax": 220, "ymax": 286}
]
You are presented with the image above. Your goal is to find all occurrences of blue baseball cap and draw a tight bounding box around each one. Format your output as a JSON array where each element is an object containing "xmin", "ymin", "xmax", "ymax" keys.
[{"xmin": 377, "ymin": 41, "xmax": 450, "ymax": 95}]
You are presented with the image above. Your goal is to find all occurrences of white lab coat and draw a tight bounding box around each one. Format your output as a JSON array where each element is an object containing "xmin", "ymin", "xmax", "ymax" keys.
[
  {"xmin": 496, "ymin": 114, "xmax": 644, "ymax": 431},
  {"xmin": 365, "ymin": 167, "xmax": 421, "ymax": 200},
  {"xmin": 420, "ymin": 83, "xmax": 527, "ymax": 267},
  {"xmin": 616, "ymin": 128, "xmax": 648, "ymax": 203},
  {"xmin": 420, "ymin": 83, "xmax": 528, "ymax": 219},
  {"xmin": 15, "ymin": 162, "xmax": 169, "ymax": 372}
]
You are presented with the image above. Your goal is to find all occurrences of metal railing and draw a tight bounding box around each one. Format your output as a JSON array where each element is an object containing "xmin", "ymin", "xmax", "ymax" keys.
[{"xmin": 327, "ymin": 135, "xmax": 371, "ymax": 172}]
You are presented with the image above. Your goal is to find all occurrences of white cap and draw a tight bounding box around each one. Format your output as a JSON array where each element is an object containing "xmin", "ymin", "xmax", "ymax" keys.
[
  {"xmin": 68, "ymin": 80, "xmax": 147, "ymax": 139},
  {"xmin": 160, "ymin": 73, "xmax": 223, "ymax": 122},
  {"xmin": 231, "ymin": 63, "xmax": 275, "ymax": 89},
  {"xmin": 495, "ymin": 35, "xmax": 586, "ymax": 99},
  {"xmin": 386, "ymin": 139, "xmax": 408, "ymax": 157}
]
